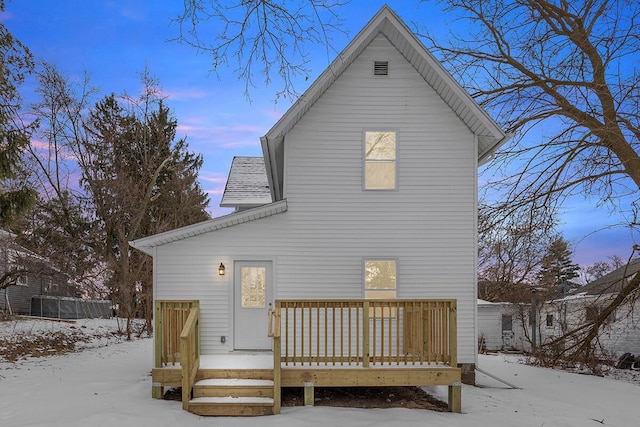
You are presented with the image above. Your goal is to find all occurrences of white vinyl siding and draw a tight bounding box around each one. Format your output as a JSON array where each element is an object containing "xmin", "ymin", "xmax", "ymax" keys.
[{"xmin": 153, "ymin": 34, "xmax": 478, "ymax": 363}]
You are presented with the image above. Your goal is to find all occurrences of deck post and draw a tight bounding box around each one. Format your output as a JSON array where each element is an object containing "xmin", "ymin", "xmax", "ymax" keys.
[
  {"xmin": 448, "ymin": 301, "xmax": 460, "ymax": 413},
  {"xmin": 304, "ymin": 382, "xmax": 315, "ymax": 406},
  {"xmin": 448, "ymin": 382, "xmax": 462, "ymax": 413},
  {"xmin": 362, "ymin": 300, "xmax": 370, "ymax": 368},
  {"xmin": 152, "ymin": 300, "xmax": 163, "ymax": 399},
  {"xmin": 448, "ymin": 301, "xmax": 457, "ymax": 367},
  {"xmin": 272, "ymin": 305, "xmax": 282, "ymax": 415}
]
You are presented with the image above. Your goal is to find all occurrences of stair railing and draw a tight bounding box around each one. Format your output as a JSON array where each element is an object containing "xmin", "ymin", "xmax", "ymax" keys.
[{"xmin": 180, "ymin": 306, "xmax": 200, "ymax": 410}]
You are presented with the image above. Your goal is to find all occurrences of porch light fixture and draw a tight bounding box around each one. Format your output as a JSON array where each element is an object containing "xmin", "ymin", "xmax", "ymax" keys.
[{"xmin": 218, "ymin": 263, "xmax": 226, "ymax": 276}]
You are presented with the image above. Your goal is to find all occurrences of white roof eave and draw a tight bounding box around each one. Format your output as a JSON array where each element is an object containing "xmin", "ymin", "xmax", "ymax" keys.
[
  {"xmin": 129, "ymin": 200, "xmax": 288, "ymax": 255},
  {"xmin": 261, "ymin": 5, "xmax": 508, "ymax": 177}
]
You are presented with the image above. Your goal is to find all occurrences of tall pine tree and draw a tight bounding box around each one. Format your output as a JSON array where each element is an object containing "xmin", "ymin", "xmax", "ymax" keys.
[
  {"xmin": 537, "ymin": 237, "xmax": 580, "ymax": 295},
  {"xmin": 22, "ymin": 65, "xmax": 209, "ymax": 336},
  {"xmin": 81, "ymin": 85, "xmax": 209, "ymax": 337},
  {"xmin": 0, "ymin": 2, "xmax": 36, "ymax": 227}
]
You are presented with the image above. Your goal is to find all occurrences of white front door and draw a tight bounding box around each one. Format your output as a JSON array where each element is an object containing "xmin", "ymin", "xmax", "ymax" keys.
[{"xmin": 234, "ymin": 261, "xmax": 273, "ymax": 350}]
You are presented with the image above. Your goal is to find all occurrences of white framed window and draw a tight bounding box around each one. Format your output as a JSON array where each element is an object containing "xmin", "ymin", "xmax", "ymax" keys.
[
  {"xmin": 16, "ymin": 272, "xmax": 28, "ymax": 287},
  {"xmin": 364, "ymin": 131, "xmax": 396, "ymax": 190},
  {"xmin": 240, "ymin": 266, "xmax": 267, "ymax": 309},
  {"xmin": 501, "ymin": 315, "xmax": 513, "ymax": 332},
  {"xmin": 43, "ymin": 278, "xmax": 52, "ymax": 293},
  {"xmin": 7, "ymin": 252, "xmax": 28, "ymax": 286},
  {"xmin": 546, "ymin": 314, "xmax": 554, "ymax": 327},
  {"xmin": 364, "ymin": 259, "xmax": 397, "ymax": 317}
]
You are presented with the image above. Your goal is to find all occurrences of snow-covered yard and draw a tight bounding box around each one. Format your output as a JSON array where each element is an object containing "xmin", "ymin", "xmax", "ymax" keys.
[{"xmin": 1, "ymin": 318, "xmax": 639, "ymax": 427}]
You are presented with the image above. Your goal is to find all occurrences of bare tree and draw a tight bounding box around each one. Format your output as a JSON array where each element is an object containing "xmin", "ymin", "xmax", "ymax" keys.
[
  {"xmin": 419, "ymin": 0, "xmax": 640, "ymax": 220},
  {"xmin": 536, "ymin": 249, "xmax": 640, "ymax": 370},
  {"xmin": 17, "ymin": 63, "xmax": 104, "ymax": 297},
  {"xmin": 582, "ymin": 255, "xmax": 623, "ymax": 283},
  {"xmin": 418, "ymin": 0, "xmax": 640, "ymax": 367},
  {"xmin": 22, "ymin": 65, "xmax": 209, "ymax": 336},
  {"xmin": 173, "ymin": 0, "xmax": 347, "ymax": 100},
  {"xmin": 478, "ymin": 204, "xmax": 557, "ymax": 301}
]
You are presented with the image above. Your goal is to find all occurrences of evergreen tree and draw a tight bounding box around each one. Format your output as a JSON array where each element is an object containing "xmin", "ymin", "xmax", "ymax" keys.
[
  {"xmin": 23, "ymin": 65, "xmax": 209, "ymax": 336},
  {"xmin": 537, "ymin": 237, "xmax": 580, "ymax": 295},
  {"xmin": 81, "ymin": 84, "xmax": 209, "ymax": 337},
  {"xmin": 0, "ymin": 2, "xmax": 36, "ymax": 226}
]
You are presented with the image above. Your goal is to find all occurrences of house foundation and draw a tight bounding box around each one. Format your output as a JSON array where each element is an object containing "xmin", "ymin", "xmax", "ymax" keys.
[{"xmin": 460, "ymin": 363, "xmax": 475, "ymax": 385}]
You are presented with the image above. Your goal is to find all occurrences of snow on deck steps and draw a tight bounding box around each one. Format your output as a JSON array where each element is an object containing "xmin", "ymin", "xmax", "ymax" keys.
[
  {"xmin": 195, "ymin": 378, "xmax": 274, "ymax": 386},
  {"xmin": 189, "ymin": 376, "xmax": 275, "ymax": 416},
  {"xmin": 190, "ymin": 397, "xmax": 274, "ymax": 404},
  {"xmin": 193, "ymin": 378, "xmax": 274, "ymax": 398},
  {"xmin": 188, "ymin": 396, "xmax": 275, "ymax": 417},
  {"xmin": 187, "ymin": 360, "xmax": 277, "ymax": 416}
]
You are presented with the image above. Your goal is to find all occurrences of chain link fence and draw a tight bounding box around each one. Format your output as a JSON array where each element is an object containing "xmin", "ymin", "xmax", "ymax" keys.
[{"xmin": 30, "ymin": 296, "xmax": 112, "ymax": 319}]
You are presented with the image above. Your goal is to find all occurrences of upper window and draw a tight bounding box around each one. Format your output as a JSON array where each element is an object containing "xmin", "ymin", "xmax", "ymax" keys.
[{"xmin": 364, "ymin": 131, "xmax": 396, "ymax": 190}]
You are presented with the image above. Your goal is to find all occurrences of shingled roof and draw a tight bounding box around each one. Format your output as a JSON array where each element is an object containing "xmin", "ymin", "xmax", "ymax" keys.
[
  {"xmin": 220, "ymin": 157, "xmax": 272, "ymax": 210},
  {"xmin": 577, "ymin": 258, "xmax": 640, "ymax": 295}
]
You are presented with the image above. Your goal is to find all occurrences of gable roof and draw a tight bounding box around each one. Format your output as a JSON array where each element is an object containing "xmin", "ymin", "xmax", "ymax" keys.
[
  {"xmin": 1, "ymin": 229, "xmax": 62, "ymax": 272},
  {"xmin": 261, "ymin": 5, "xmax": 509, "ymax": 201},
  {"xmin": 130, "ymin": 6, "xmax": 509, "ymax": 253},
  {"xmin": 220, "ymin": 157, "xmax": 271, "ymax": 209},
  {"xmin": 129, "ymin": 200, "xmax": 288, "ymax": 255},
  {"xmin": 577, "ymin": 258, "xmax": 640, "ymax": 295}
]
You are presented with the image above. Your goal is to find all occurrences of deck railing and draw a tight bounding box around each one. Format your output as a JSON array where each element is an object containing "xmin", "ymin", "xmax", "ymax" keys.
[
  {"xmin": 270, "ymin": 299, "xmax": 457, "ymax": 368},
  {"xmin": 180, "ymin": 306, "xmax": 200, "ymax": 410},
  {"xmin": 154, "ymin": 300, "xmax": 199, "ymax": 367}
]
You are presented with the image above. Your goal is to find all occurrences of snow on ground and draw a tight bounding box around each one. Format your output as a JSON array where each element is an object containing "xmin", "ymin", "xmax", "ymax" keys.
[{"xmin": 1, "ymin": 318, "xmax": 639, "ymax": 427}]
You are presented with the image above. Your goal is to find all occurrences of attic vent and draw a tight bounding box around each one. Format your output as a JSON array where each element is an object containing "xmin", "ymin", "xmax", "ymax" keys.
[{"xmin": 374, "ymin": 61, "xmax": 389, "ymax": 76}]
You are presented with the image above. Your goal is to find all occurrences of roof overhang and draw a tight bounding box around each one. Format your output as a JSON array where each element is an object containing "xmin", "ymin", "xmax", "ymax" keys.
[
  {"xmin": 129, "ymin": 199, "xmax": 288, "ymax": 255},
  {"xmin": 261, "ymin": 5, "xmax": 509, "ymax": 200}
]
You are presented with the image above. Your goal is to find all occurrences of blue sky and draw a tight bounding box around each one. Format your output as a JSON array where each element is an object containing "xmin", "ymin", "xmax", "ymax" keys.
[{"xmin": 2, "ymin": 0, "xmax": 638, "ymax": 267}]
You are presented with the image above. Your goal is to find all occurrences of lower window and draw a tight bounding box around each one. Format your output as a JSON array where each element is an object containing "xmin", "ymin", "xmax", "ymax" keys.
[{"xmin": 364, "ymin": 259, "xmax": 397, "ymax": 317}]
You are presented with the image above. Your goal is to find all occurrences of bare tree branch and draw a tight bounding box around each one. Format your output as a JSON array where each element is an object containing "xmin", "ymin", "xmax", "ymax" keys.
[
  {"xmin": 419, "ymin": 0, "xmax": 640, "ymax": 368},
  {"xmin": 172, "ymin": 0, "xmax": 348, "ymax": 101}
]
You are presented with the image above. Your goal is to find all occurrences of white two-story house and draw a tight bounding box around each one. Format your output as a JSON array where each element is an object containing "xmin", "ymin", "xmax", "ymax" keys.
[{"xmin": 131, "ymin": 5, "xmax": 508, "ymax": 416}]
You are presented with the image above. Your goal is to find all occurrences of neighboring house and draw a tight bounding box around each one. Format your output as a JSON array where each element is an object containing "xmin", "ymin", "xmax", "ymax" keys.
[
  {"xmin": 477, "ymin": 299, "xmax": 527, "ymax": 352},
  {"xmin": 1, "ymin": 230, "xmax": 76, "ymax": 316},
  {"xmin": 131, "ymin": 6, "xmax": 508, "ymax": 416},
  {"xmin": 539, "ymin": 258, "xmax": 640, "ymax": 358}
]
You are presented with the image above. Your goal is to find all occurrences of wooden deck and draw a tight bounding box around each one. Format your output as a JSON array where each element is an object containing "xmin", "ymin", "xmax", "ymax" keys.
[{"xmin": 152, "ymin": 299, "xmax": 462, "ymax": 416}]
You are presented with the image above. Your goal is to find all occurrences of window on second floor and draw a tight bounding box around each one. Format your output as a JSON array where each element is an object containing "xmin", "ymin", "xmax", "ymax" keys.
[{"xmin": 364, "ymin": 131, "xmax": 396, "ymax": 190}]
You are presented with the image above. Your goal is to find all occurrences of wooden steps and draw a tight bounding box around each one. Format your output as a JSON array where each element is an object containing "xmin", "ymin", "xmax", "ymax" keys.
[{"xmin": 187, "ymin": 370, "xmax": 275, "ymax": 416}]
